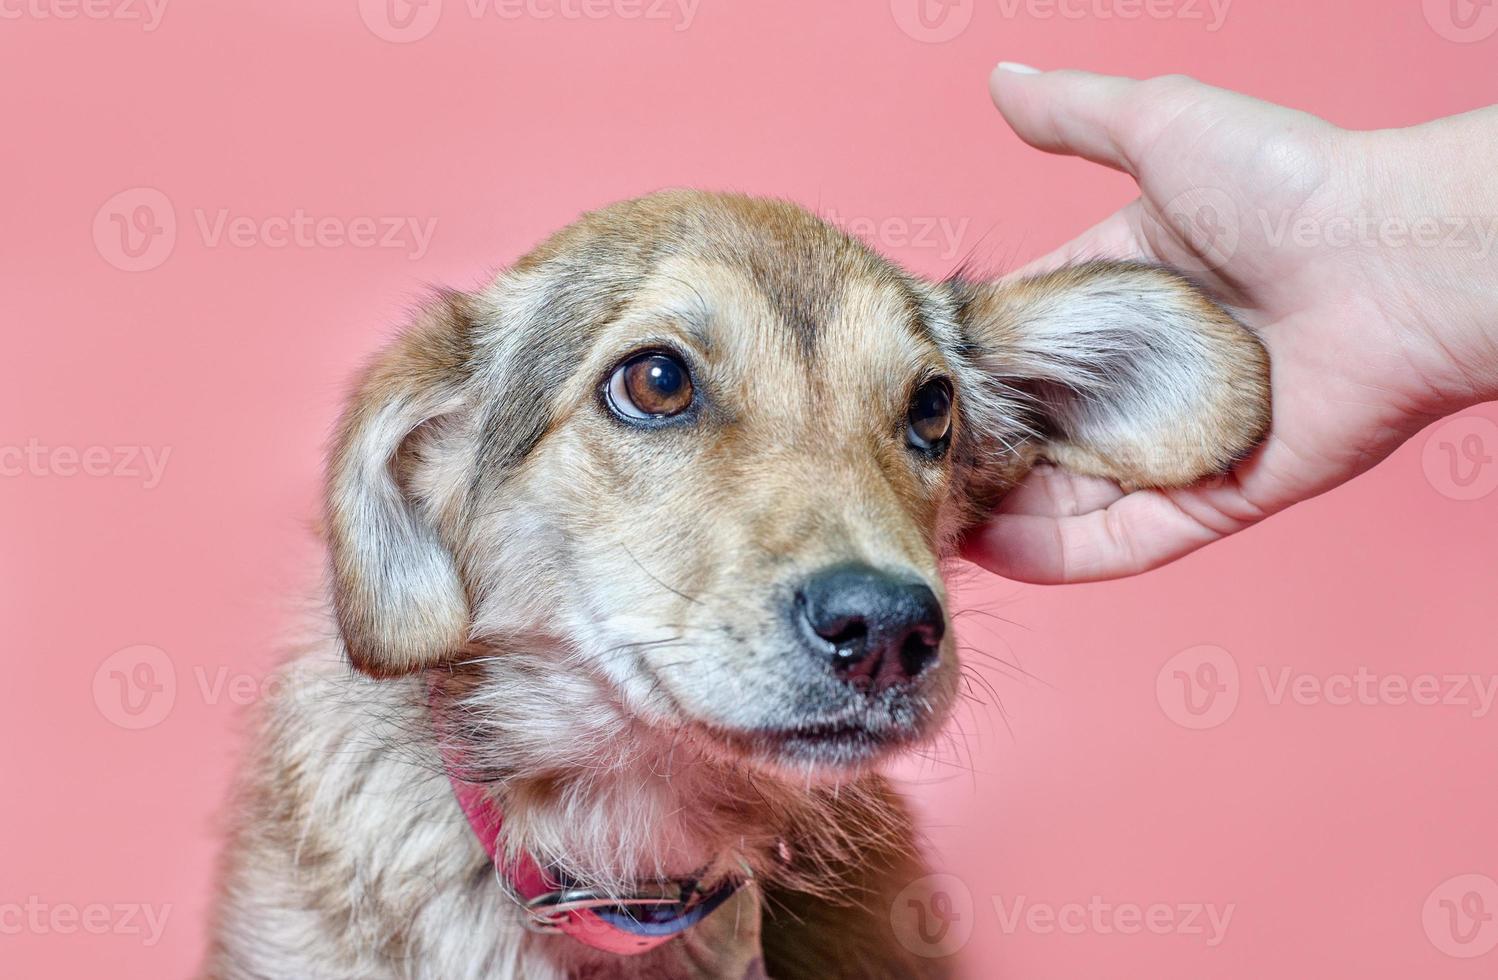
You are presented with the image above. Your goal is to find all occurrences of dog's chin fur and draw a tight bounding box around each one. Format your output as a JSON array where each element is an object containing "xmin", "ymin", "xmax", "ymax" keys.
[{"xmin": 700, "ymin": 723, "xmax": 924, "ymax": 778}]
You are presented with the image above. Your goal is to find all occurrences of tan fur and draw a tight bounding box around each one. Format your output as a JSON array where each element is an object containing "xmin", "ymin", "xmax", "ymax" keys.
[
  {"xmin": 953, "ymin": 262, "xmax": 1270, "ymax": 492},
  {"xmin": 207, "ymin": 190, "xmax": 1270, "ymax": 979}
]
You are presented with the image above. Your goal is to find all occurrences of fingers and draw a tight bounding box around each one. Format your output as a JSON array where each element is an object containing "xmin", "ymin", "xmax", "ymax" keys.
[
  {"xmin": 960, "ymin": 490, "xmax": 1226, "ymax": 584},
  {"xmin": 988, "ymin": 65, "xmax": 1201, "ymax": 176},
  {"xmin": 993, "ymin": 464, "xmax": 1125, "ymax": 518}
]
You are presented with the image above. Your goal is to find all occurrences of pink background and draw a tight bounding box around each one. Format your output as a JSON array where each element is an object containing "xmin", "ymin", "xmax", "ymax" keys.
[{"xmin": 3, "ymin": 1, "xmax": 1496, "ymax": 977}]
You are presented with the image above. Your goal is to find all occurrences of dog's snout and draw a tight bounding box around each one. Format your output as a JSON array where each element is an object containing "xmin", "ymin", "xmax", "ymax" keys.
[{"xmin": 796, "ymin": 564, "xmax": 944, "ymax": 689}]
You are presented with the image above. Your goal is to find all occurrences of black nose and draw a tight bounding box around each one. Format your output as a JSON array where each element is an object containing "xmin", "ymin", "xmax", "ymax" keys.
[{"xmin": 796, "ymin": 564, "xmax": 945, "ymax": 689}]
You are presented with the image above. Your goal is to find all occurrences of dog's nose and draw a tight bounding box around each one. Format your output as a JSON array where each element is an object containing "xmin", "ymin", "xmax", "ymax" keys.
[{"xmin": 796, "ymin": 564, "xmax": 945, "ymax": 689}]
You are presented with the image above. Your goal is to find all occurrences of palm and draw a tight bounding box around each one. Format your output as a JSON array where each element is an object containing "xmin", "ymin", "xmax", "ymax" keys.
[{"xmin": 968, "ymin": 72, "xmax": 1453, "ymax": 582}]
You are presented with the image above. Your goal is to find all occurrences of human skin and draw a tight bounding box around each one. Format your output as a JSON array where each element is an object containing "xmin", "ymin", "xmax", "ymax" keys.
[{"xmin": 964, "ymin": 65, "xmax": 1498, "ymax": 583}]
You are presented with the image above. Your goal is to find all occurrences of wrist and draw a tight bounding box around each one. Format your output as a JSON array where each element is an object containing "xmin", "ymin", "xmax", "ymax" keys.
[{"xmin": 1350, "ymin": 120, "xmax": 1498, "ymax": 412}]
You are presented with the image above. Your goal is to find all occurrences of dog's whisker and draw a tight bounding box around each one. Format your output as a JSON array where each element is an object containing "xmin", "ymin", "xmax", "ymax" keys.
[
  {"xmin": 956, "ymin": 642, "xmax": 1049, "ymax": 688},
  {"xmin": 617, "ymin": 542, "xmax": 704, "ymax": 606},
  {"xmin": 958, "ymin": 665, "xmax": 1015, "ymax": 742},
  {"xmin": 952, "ymin": 605, "xmax": 1034, "ymax": 632}
]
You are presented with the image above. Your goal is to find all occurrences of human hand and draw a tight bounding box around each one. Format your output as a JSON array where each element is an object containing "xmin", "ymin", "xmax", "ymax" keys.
[{"xmin": 964, "ymin": 66, "xmax": 1498, "ymax": 583}]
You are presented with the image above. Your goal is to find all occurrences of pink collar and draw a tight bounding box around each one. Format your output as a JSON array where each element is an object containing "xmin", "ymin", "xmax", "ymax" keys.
[{"xmin": 442, "ymin": 770, "xmax": 744, "ymax": 956}]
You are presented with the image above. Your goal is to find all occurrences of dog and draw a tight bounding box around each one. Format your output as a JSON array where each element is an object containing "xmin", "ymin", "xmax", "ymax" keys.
[{"xmin": 205, "ymin": 189, "xmax": 1269, "ymax": 979}]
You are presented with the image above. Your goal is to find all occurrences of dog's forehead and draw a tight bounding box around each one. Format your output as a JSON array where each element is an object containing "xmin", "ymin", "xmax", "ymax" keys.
[
  {"xmin": 628, "ymin": 252, "xmax": 934, "ymax": 368},
  {"xmin": 522, "ymin": 190, "xmax": 944, "ymax": 358},
  {"xmin": 671, "ymin": 200, "xmax": 924, "ymax": 355}
]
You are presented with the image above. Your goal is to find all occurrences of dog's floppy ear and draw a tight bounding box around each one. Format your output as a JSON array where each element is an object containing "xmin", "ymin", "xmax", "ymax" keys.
[
  {"xmin": 954, "ymin": 261, "xmax": 1270, "ymax": 492},
  {"xmin": 326, "ymin": 292, "xmax": 473, "ymax": 677}
]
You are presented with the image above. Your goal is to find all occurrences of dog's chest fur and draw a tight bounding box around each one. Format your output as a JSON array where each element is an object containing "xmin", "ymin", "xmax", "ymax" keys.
[{"xmin": 204, "ymin": 643, "xmax": 913, "ymax": 980}]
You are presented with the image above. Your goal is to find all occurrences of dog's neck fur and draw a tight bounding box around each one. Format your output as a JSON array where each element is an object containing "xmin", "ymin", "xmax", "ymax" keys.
[
  {"xmin": 227, "ymin": 648, "xmax": 745, "ymax": 976},
  {"xmin": 431, "ymin": 649, "xmax": 900, "ymax": 901}
]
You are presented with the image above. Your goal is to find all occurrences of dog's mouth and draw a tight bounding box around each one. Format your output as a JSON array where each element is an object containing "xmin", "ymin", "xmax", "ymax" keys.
[
  {"xmin": 626, "ymin": 622, "xmax": 958, "ymax": 776},
  {"xmin": 760, "ymin": 721, "xmax": 908, "ymax": 765},
  {"xmin": 694, "ymin": 709, "xmax": 932, "ymax": 774}
]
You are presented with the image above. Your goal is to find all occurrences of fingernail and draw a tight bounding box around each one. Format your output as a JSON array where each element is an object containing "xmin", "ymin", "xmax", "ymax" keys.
[{"xmin": 996, "ymin": 61, "xmax": 1041, "ymax": 75}]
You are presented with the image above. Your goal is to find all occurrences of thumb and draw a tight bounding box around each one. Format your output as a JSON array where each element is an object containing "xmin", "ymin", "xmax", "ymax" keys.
[{"xmin": 988, "ymin": 65, "xmax": 1183, "ymax": 176}]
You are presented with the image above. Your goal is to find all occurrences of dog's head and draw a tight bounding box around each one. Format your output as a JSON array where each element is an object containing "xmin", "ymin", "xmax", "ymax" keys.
[{"xmin": 328, "ymin": 190, "xmax": 1268, "ymax": 776}]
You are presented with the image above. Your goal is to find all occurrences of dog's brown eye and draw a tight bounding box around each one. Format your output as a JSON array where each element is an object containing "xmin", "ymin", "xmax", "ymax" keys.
[
  {"xmin": 607, "ymin": 352, "xmax": 694, "ymax": 420},
  {"xmin": 907, "ymin": 378, "xmax": 952, "ymax": 451}
]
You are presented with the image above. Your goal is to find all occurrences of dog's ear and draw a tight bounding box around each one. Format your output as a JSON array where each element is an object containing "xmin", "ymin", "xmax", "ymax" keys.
[
  {"xmin": 326, "ymin": 292, "xmax": 474, "ymax": 678},
  {"xmin": 953, "ymin": 261, "xmax": 1270, "ymax": 493}
]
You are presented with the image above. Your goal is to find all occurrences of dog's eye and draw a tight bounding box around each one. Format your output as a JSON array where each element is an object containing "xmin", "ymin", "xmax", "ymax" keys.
[
  {"xmin": 607, "ymin": 352, "xmax": 695, "ymax": 420},
  {"xmin": 907, "ymin": 378, "xmax": 953, "ymax": 451}
]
